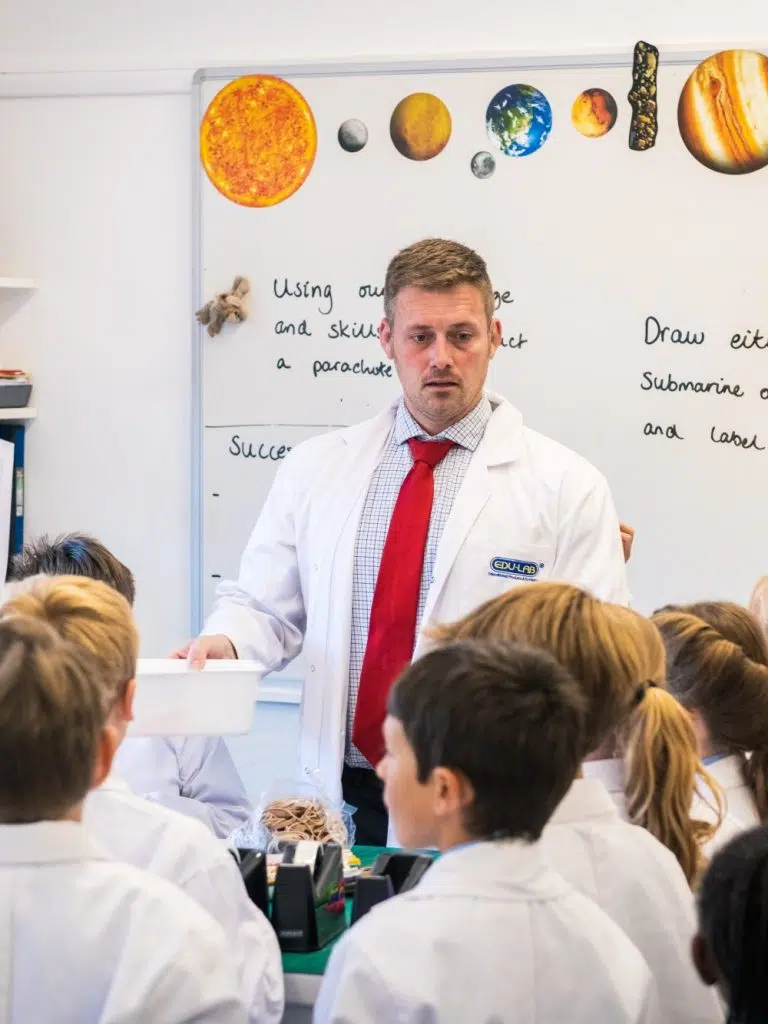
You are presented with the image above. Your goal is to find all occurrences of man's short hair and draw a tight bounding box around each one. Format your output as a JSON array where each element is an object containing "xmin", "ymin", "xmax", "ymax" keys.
[
  {"xmin": 383, "ymin": 238, "xmax": 495, "ymax": 323},
  {"xmin": 8, "ymin": 533, "xmax": 135, "ymax": 606},
  {"xmin": 0, "ymin": 615, "xmax": 105, "ymax": 823},
  {"xmin": 388, "ymin": 639, "xmax": 586, "ymax": 841}
]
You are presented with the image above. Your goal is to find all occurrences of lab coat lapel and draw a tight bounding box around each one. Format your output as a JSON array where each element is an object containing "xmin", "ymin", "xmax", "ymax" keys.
[{"xmin": 420, "ymin": 398, "xmax": 524, "ymax": 632}]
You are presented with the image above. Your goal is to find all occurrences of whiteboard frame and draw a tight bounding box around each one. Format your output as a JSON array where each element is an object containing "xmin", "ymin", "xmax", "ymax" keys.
[{"xmin": 189, "ymin": 44, "xmax": 762, "ymax": 635}]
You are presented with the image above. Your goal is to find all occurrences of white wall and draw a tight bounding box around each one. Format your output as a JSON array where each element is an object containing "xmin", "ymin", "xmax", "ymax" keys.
[
  {"xmin": 0, "ymin": 0, "xmax": 765, "ymax": 72},
  {"xmin": 0, "ymin": 0, "xmax": 765, "ymax": 656}
]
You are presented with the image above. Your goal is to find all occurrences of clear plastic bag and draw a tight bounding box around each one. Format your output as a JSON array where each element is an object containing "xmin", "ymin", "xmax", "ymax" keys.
[{"xmin": 229, "ymin": 770, "xmax": 356, "ymax": 851}]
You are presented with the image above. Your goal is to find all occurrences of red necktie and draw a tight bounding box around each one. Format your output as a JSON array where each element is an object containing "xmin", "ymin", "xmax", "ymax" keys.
[{"xmin": 352, "ymin": 437, "xmax": 454, "ymax": 766}]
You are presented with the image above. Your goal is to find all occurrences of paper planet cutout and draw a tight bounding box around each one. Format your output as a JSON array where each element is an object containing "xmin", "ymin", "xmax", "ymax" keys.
[
  {"xmin": 338, "ymin": 118, "xmax": 368, "ymax": 153},
  {"xmin": 678, "ymin": 50, "xmax": 768, "ymax": 174},
  {"xmin": 471, "ymin": 151, "xmax": 496, "ymax": 178},
  {"xmin": 486, "ymin": 84, "xmax": 552, "ymax": 157},
  {"xmin": 200, "ymin": 75, "xmax": 317, "ymax": 207},
  {"xmin": 571, "ymin": 88, "xmax": 618, "ymax": 138},
  {"xmin": 390, "ymin": 93, "xmax": 452, "ymax": 160}
]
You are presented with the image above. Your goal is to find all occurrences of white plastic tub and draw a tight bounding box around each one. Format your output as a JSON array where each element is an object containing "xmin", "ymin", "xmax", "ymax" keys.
[{"xmin": 127, "ymin": 659, "xmax": 261, "ymax": 737}]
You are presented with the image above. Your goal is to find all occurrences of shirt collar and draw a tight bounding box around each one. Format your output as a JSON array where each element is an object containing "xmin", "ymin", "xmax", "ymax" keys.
[
  {"xmin": 415, "ymin": 838, "xmax": 561, "ymax": 899},
  {"xmin": 548, "ymin": 778, "xmax": 620, "ymax": 827},
  {"xmin": 706, "ymin": 753, "xmax": 746, "ymax": 790},
  {"xmin": 0, "ymin": 820, "xmax": 110, "ymax": 866},
  {"xmin": 96, "ymin": 771, "xmax": 133, "ymax": 796},
  {"xmin": 393, "ymin": 394, "xmax": 492, "ymax": 451},
  {"xmin": 581, "ymin": 758, "xmax": 625, "ymax": 796}
]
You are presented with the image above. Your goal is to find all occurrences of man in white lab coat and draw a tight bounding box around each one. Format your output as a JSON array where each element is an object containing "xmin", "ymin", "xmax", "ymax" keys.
[
  {"xmin": 181, "ymin": 238, "xmax": 629, "ymax": 844},
  {"xmin": 1, "ymin": 573, "xmax": 284, "ymax": 1024},
  {"xmin": 315, "ymin": 640, "xmax": 659, "ymax": 1024},
  {"xmin": 0, "ymin": 614, "xmax": 246, "ymax": 1024}
]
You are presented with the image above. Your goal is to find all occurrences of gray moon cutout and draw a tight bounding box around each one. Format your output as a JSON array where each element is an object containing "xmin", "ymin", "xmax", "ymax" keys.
[{"xmin": 338, "ymin": 118, "xmax": 369, "ymax": 153}]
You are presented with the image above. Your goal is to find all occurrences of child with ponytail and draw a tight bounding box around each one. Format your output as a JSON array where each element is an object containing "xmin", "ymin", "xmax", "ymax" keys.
[
  {"xmin": 653, "ymin": 602, "xmax": 768, "ymax": 852},
  {"xmin": 430, "ymin": 581, "xmax": 724, "ymax": 1024}
]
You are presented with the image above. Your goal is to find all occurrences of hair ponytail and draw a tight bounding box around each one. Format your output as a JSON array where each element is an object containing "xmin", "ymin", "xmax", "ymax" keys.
[
  {"xmin": 653, "ymin": 607, "xmax": 768, "ymax": 826},
  {"xmin": 620, "ymin": 685, "xmax": 721, "ymax": 885}
]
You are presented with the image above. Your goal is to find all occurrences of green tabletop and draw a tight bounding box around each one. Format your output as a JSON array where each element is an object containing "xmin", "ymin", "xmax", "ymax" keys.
[{"xmin": 281, "ymin": 845, "xmax": 393, "ymax": 977}]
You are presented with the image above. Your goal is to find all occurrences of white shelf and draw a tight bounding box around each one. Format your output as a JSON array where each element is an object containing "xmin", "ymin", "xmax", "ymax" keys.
[
  {"xmin": 0, "ymin": 278, "xmax": 37, "ymax": 291},
  {"xmin": 0, "ymin": 407, "xmax": 36, "ymax": 421}
]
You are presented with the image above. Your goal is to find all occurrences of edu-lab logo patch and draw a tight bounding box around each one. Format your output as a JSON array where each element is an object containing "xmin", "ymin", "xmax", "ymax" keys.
[{"xmin": 489, "ymin": 557, "xmax": 543, "ymax": 580}]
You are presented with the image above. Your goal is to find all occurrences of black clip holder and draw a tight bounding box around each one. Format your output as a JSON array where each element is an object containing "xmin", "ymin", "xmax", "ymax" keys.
[
  {"xmin": 271, "ymin": 842, "xmax": 347, "ymax": 952},
  {"xmin": 351, "ymin": 851, "xmax": 433, "ymax": 924},
  {"xmin": 235, "ymin": 848, "xmax": 270, "ymax": 919}
]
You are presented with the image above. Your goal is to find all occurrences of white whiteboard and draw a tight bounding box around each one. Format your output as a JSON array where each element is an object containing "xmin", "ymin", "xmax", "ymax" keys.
[{"xmin": 193, "ymin": 51, "xmax": 768, "ymax": 674}]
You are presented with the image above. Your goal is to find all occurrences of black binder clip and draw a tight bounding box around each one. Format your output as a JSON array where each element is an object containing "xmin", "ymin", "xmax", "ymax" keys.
[
  {"xmin": 271, "ymin": 842, "xmax": 347, "ymax": 952},
  {"xmin": 351, "ymin": 851, "xmax": 433, "ymax": 924}
]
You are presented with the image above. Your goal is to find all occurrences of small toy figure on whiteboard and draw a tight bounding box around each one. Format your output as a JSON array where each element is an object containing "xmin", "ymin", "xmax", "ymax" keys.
[{"xmin": 196, "ymin": 275, "xmax": 250, "ymax": 337}]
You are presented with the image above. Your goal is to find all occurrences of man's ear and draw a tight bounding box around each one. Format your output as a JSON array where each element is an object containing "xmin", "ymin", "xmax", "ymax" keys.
[
  {"xmin": 379, "ymin": 317, "xmax": 394, "ymax": 360},
  {"xmin": 691, "ymin": 934, "xmax": 719, "ymax": 987},
  {"xmin": 488, "ymin": 318, "xmax": 502, "ymax": 357},
  {"xmin": 91, "ymin": 725, "xmax": 118, "ymax": 791}
]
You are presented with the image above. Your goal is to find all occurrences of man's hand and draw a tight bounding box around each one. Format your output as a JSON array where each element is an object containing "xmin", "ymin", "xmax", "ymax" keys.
[
  {"xmin": 170, "ymin": 634, "xmax": 237, "ymax": 669},
  {"xmin": 620, "ymin": 522, "xmax": 635, "ymax": 563}
]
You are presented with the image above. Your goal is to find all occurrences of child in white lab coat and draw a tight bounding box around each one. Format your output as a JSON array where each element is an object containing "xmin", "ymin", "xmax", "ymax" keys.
[
  {"xmin": 693, "ymin": 824, "xmax": 768, "ymax": 1023},
  {"xmin": 7, "ymin": 532, "xmax": 252, "ymax": 838},
  {"xmin": 0, "ymin": 613, "xmax": 246, "ymax": 1023},
  {"xmin": 315, "ymin": 640, "xmax": 660, "ymax": 1024},
  {"xmin": 0, "ymin": 574, "xmax": 283, "ymax": 1024},
  {"xmin": 653, "ymin": 602, "xmax": 768, "ymax": 853},
  {"xmin": 433, "ymin": 581, "xmax": 724, "ymax": 1024}
]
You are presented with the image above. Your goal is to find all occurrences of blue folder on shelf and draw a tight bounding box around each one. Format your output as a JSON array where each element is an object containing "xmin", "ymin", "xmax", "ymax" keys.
[{"xmin": 0, "ymin": 424, "xmax": 24, "ymax": 574}]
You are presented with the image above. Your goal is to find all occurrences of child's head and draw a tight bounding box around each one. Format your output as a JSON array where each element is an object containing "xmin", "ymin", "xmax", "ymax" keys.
[
  {"xmin": 694, "ymin": 825, "xmax": 768, "ymax": 1022},
  {"xmin": 653, "ymin": 606, "xmax": 768, "ymax": 820},
  {"xmin": 8, "ymin": 533, "xmax": 135, "ymax": 606},
  {"xmin": 379, "ymin": 639, "xmax": 586, "ymax": 851},
  {"xmin": 432, "ymin": 582, "xmax": 720, "ymax": 885},
  {"xmin": 0, "ymin": 614, "xmax": 110, "ymax": 823},
  {"xmin": 0, "ymin": 575, "xmax": 139, "ymax": 745},
  {"xmin": 431, "ymin": 582, "xmax": 664, "ymax": 755},
  {"xmin": 655, "ymin": 600, "xmax": 768, "ymax": 665}
]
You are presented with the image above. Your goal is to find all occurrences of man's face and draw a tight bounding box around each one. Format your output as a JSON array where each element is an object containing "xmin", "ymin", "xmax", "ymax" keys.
[
  {"xmin": 380, "ymin": 284, "xmax": 501, "ymax": 435},
  {"xmin": 377, "ymin": 715, "xmax": 438, "ymax": 849}
]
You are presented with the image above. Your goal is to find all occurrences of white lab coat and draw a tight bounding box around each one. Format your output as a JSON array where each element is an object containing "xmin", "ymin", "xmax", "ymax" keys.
[
  {"xmin": 583, "ymin": 757, "xmax": 751, "ymax": 863},
  {"xmin": 0, "ymin": 820, "xmax": 246, "ymax": 1023},
  {"xmin": 114, "ymin": 735, "xmax": 252, "ymax": 838},
  {"xmin": 542, "ymin": 778, "xmax": 723, "ymax": 1023},
  {"xmin": 84, "ymin": 772, "xmax": 284, "ymax": 1024},
  {"xmin": 313, "ymin": 840, "xmax": 659, "ymax": 1024},
  {"xmin": 205, "ymin": 394, "xmax": 629, "ymax": 805},
  {"xmin": 691, "ymin": 754, "xmax": 759, "ymax": 857}
]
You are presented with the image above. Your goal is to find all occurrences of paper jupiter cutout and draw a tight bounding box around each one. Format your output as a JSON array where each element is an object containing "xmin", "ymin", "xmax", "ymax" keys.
[
  {"xmin": 678, "ymin": 50, "xmax": 768, "ymax": 174},
  {"xmin": 200, "ymin": 75, "xmax": 318, "ymax": 207}
]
